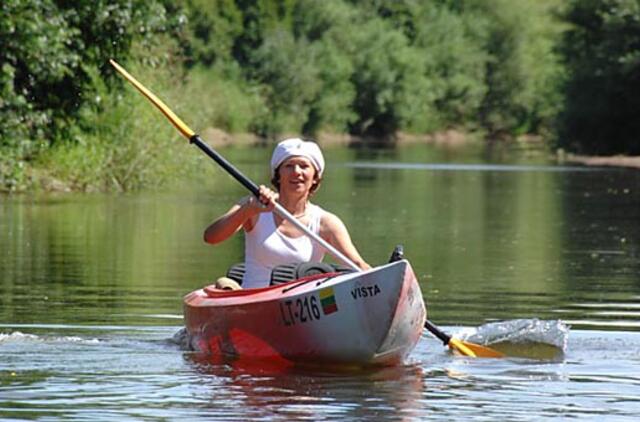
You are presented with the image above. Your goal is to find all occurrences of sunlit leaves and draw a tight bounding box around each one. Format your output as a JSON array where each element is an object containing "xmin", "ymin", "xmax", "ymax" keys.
[
  {"xmin": 0, "ymin": 0, "xmax": 182, "ymax": 190},
  {"xmin": 348, "ymin": 17, "xmax": 431, "ymax": 136}
]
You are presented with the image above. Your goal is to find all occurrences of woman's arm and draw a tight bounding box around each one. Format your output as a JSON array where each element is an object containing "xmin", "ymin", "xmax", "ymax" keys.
[
  {"xmin": 203, "ymin": 199, "xmax": 255, "ymax": 245},
  {"xmin": 203, "ymin": 186, "xmax": 277, "ymax": 244},
  {"xmin": 320, "ymin": 212, "xmax": 371, "ymax": 270}
]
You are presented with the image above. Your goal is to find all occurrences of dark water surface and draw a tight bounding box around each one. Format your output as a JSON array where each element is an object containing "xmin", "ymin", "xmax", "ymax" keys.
[{"xmin": 2, "ymin": 144, "xmax": 640, "ymax": 420}]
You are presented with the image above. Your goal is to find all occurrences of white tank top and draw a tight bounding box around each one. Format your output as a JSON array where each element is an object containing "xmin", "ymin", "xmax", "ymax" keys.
[{"xmin": 242, "ymin": 204, "xmax": 326, "ymax": 288}]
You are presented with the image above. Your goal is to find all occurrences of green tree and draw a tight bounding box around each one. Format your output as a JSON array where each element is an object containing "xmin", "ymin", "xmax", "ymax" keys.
[
  {"xmin": 241, "ymin": 0, "xmax": 359, "ymax": 136},
  {"xmin": 412, "ymin": 2, "xmax": 489, "ymax": 131},
  {"xmin": 250, "ymin": 29, "xmax": 322, "ymax": 136},
  {"xmin": 232, "ymin": 0, "xmax": 297, "ymax": 69},
  {"xmin": 0, "ymin": 0, "xmax": 179, "ymax": 190},
  {"xmin": 293, "ymin": 0, "xmax": 357, "ymax": 134},
  {"xmin": 346, "ymin": 0, "xmax": 564, "ymax": 137},
  {"xmin": 468, "ymin": 0, "xmax": 564, "ymax": 138},
  {"xmin": 181, "ymin": 0, "xmax": 243, "ymax": 67},
  {"xmin": 348, "ymin": 16, "xmax": 431, "ymax": 137},
  {"xmin": 559, "ymin": 0, "xmax": 640, "ymax": 154}
]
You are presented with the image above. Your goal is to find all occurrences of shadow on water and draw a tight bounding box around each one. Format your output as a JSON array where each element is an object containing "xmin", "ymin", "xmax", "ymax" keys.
[
  {"xmin": 182, "ymin": 350, "xmax": 426, "ymax": 420},
  {"xmin": 171, "ymin": 316, "xmax": 570, "ymax": 418}
]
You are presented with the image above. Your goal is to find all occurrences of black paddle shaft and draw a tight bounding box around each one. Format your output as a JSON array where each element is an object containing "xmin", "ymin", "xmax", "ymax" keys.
[
  {"xmin": 424, "ymin": 320, "xmax": 452, "ymax": 346},
  {"xmin": 190, "ymin": 135, "xmax": 260, "ymax": 197}
]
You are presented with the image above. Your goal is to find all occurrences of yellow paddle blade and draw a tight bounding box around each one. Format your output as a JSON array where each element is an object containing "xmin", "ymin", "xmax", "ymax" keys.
[
  {"xmin": 448, "ymin": 338, "xmax": 477, "ymax": 357},
  {"xmin": 109, "ymin": 59, "xmax": 195, "ymax": 139},
  {"xmin": 451, "ymin": 338, "xmax": 505, "ymax": 358}
]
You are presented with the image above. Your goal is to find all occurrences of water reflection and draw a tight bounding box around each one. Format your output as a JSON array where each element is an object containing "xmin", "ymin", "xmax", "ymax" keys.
[
  {"xmin": 2, "ymin": 145, "xmax": 640, "ymax": 332},
  {"xmin": 348, "ymin": 162, "xmax": 594, "ymax": 172},
  {"xmin": 185, "ymin": 353, "xmax": 426, "ymax": 421},
  {"xmin": 3, "ymin": 140, "xmax": 640, "ymax": 420}
]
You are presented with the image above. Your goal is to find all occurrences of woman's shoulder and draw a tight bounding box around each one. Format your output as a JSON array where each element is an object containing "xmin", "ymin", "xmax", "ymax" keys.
[
  {"xmin": 309, "ymin": 202, "xmax": 325, "ymax": 214},
  {"xmin": 310, "ymin": 202, "xmax": 331, "ymax": 220},
  {"xmin": 316, "ymin": 205, "xmax": 346, "ymax": 231}
]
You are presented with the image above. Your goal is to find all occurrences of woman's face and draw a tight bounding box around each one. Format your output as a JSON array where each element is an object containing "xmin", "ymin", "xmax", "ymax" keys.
[{"xmin": 277, "ymin": 156, "xmax": 317, "ymax": 195}]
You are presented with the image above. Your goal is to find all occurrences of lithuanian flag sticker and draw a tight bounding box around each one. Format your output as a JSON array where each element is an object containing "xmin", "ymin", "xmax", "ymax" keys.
[{"xmin": 319, "ymin": 287, "xmax": 338, "ymax": 315}]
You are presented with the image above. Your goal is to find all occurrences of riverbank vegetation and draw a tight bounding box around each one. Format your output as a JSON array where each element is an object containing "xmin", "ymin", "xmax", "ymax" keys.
[{"xmin": 1, "ymin": 0, "xmax": 639, "ymax": 192}]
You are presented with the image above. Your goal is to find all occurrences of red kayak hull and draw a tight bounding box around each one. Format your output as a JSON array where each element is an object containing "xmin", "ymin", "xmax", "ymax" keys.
[{"xmin": 183, "ymin": 260, "xmax": 426, "ymax": 367}]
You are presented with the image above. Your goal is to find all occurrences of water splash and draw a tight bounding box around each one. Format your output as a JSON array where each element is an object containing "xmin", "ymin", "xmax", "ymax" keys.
[
  {"xmin": 0, "ymin": 331, "xmax": 39, "ymax": 343},
  {"xmin": 457, "ymin": 319, "xmax": 569, "ymax": 360},
  {"xmin": 169, "ymin": 327, "xmax": 192, "ymax": 351},
  {"xmin": 0, "ymin": 331, "xmax": 100, "ymax": 345}
]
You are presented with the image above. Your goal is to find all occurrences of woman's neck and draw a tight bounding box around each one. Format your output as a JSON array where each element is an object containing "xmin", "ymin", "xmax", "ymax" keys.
[{"xmin": 278, "ymin": 193, "xmax": 309, "ymax": 217}]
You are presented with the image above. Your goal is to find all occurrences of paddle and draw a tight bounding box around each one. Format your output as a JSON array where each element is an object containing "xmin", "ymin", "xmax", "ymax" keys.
[
  {"xmin": 108, "ymin": 59, "xmax": 359, "ymax": 272},
  {"xmin": 424, "ymin": 320, "xmax": 504, "ymax": 358},
  {"xmin": 109, "ymin": 59, "xmax": 504, "ymax": 358}
]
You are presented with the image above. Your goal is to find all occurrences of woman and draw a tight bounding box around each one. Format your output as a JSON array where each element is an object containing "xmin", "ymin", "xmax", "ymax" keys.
[{"xmin": 204, "ymin": 138, "xmax": 370, "ymax": 289}]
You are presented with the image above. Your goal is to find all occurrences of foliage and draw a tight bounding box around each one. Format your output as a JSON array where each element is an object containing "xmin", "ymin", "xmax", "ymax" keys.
[
  {"xmin": 43, "ymin": 60, "xmax": 198, "ymax": 192},
  {"xmin": 231, "ymin": 0, "xmax": 298, "ymax": 68},
  {"xmin": 180, "ymin": 0, "xmax": 243, "ymax": 67},
  {"xmin": 232, "ymin": 0, "xmax": 565, "ymax": 139},
  {"xmin": 181, "ymin": 64, "xmax": 267, "ymax": 135},
  {"xmin": 447, "ymin": 0, "xmax": 565, "ymax": 138},
  {"xmin": 412, "ymin": 2, "xmax": 489, "ymax": 131},
  {"xmin": 4, "ymin": 0, "xmax": 640, "ymax": 192},
  {"xmin": 250, "ymin": 29, "xmax": 321, "ymax": 136},
  {"xmin": 0, "ymin": 0, "xmax": 180, "ymax": 191},
  {"xmin": 347, "ymin": 16, "xmax": 431, "ymax": 136},
  {"xmin": 0, "ymin": 0, "xmax": 173, "ymax": 145},
  {"xmin": 559, "ymin": 0, "xmax": 640, "ymax": 154},
  {"xmin": 290, "ymin": 0, "xmax": 357, "ymax": 134}
]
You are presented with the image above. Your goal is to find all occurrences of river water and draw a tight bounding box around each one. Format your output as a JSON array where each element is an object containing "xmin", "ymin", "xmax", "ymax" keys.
[{"xmin": 1, "ymin": 144, "xmax": 639, "ymax": 420}]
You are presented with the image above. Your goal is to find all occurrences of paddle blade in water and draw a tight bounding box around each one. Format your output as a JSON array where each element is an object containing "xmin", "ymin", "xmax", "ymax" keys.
[
  {"xmin": 485, "ymin": 341, "xmax": 563, "ymax": 360},
  {"xmin": 448, "ymin": 338, "xmax": 477, "ymax": 357},
  {"xmin": 457, "ymin": 319, "xmax": 569, "ymax": 360},
  {"xmin": 455, "ymin": 340, "xmax": 505, "ymax": 358},
  {"xmin": 424, "ymin": 320, "xmax": 503, "ymax": 358}
]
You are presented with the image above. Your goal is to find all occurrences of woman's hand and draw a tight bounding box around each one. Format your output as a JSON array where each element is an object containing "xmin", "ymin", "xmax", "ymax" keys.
[
  {"xmin": 245, "ymin": 185, "xmax": 278, "ymax": 213},
  {"xmin": 204, "ymin": 185, "xmax": 278, "ymax": 244}
]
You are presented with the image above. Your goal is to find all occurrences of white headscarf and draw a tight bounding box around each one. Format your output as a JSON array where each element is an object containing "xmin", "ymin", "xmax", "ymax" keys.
[{"xmin": 270, "ymin": 138, "xmax": 325, "ymax": 179}]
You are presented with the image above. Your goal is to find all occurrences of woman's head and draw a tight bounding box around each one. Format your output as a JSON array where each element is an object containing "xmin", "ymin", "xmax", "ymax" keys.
[{"xmin": 270, "ymin": 138, "xmax": 324, "ymax": 195}]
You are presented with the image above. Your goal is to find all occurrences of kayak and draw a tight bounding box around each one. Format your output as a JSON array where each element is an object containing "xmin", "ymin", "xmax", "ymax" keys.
[
  {"xmin": 183, "ymin": 259, "xmax": 426, "ymax": 368},
  {"xmin": 109, "ymin": 61, "xmax": 427, "ymax": 366}
]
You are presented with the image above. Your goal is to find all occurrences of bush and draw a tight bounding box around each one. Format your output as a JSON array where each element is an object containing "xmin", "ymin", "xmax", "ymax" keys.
[
  {"xmin": 348, "ymin": 17, "xmax": 431, "ymax": 136},
  {"xmin": 43, "ymin": 59, "xmax": 197, "ymax": 192},
  {"xmin": 181, "ymin": 64, "xmax": 267, "ymax": 135},
  {"xmin": 413, "ymin": 3, "xmax": 489, "ymax": 131},
  {"xmin": 291, "ymin": 0, "xmax": 357, "ymax": 134},
  {"xmin": 250, "ymin": 29, "xmax": 322, "ymax": 136},
  {"xmin": 0, "ymin": 0, "xmax": 181, "ymax": 190},
  {"xmin": 463, "ymin": 0, "xmax": 564, "ymax": 137},
  {"xmin": 559, "ymin": 0, "xmax": 640, "ymax": 154},
  {"xmin": 181, "ymin": 0, "xmax": 243, "ymax": 67}
]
